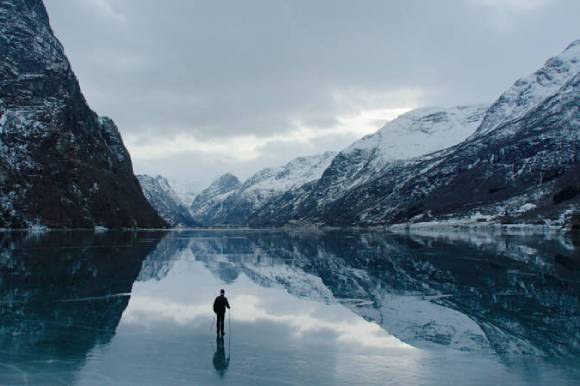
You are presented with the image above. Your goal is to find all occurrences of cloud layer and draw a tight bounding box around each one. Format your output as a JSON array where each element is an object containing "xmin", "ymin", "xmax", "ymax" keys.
[{"xmin": 44, "ymin": 0, "xmax": 580, "ymax": 189}]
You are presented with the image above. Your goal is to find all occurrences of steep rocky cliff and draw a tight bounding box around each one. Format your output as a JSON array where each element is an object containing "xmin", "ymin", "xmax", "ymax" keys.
[{"xmin": 0, "ymin": 0, "xmax": 166, "ymax": 228}]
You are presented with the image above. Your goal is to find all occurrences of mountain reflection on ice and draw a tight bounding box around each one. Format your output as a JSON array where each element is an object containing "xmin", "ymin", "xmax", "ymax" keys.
[
  {"xmin": 0, "ymin": 231, "xmax": 163, "ymax": 385},
  {"xmin": 0, "ymin": 229, "xmax": 579, "ymax": 385}
]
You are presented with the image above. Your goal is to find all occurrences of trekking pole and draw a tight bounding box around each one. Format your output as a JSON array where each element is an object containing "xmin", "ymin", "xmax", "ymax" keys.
[{"xmin": 228, "ymin": 310, "xmax": 232, "ymax": 357}]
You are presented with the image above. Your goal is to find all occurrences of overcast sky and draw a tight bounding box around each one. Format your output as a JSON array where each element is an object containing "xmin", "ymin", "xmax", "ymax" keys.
[{"xmin": 44, "ymin": 0, "xmax": 580, "ymax": 192}]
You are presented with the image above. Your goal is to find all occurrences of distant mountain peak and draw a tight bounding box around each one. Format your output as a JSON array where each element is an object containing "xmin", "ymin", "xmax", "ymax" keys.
[
  {"xmin": 137, "ymin": 174, "xmax": 198, "ymax": 228},
  {"xmin": 190, "ymin": 152, "xmax": 337, "ymax": 226},
  {"xmin": 565, "ymin": 38, "xmax": 580, "ymax": 51},
  {"xmin": 474, "ymin": 38, "xmax": 580, "ymax": 137},
  {"xmin": 211, "ymin": 173, "xmax": 241, "ymax": 188},
  {"xmin": 343, "ymin": 105, "xmax": 488, "ymax": 164},
  {"xmin": 311, "ymin": 104, "xmax": 490, "ymax": 201},
  {"xmin": 242, "ymin": 151, "xmax": 337, "ymax": 194}
]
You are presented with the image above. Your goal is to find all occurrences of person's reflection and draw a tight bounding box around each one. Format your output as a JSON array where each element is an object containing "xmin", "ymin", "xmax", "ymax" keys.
[{"xmin": 213, "ymin": 336, "xmax": 230, "ymax": 377}]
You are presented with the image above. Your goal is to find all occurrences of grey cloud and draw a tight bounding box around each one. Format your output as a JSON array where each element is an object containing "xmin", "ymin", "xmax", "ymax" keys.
[{"xmin": 43, "ymin": 0, "xmax": 580, "ymax": 185}]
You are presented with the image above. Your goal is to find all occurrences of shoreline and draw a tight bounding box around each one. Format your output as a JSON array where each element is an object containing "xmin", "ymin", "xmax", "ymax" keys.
[
  {"xmin": 0, "ymin": 222, "xmax": 574, "ymax": 233},
  {"xmin": 387, "ymin": 221, "xmax": 567, "ymax": 233}
]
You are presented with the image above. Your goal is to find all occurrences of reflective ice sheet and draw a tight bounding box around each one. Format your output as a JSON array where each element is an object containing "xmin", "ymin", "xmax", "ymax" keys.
[{"xmin": 0, "ymin": 230, "xmax": 579, "ymax": 385}]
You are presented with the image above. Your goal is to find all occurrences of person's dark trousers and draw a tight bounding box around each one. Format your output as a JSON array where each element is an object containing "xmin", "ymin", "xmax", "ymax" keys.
[{"xmin": 216, "ymin": 312, "xmax": 225, "ymax": 336}]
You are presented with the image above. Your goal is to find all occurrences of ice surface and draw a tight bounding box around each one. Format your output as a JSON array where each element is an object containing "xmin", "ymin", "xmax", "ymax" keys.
[{"xmin": 0, "ymin": 230, "xmax": 579, "ymax": 385}]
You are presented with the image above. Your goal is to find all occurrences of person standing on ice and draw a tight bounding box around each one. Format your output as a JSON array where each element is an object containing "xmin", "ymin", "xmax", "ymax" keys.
[{"xmin": 213, "ymin": 289, "xmax": 230, "ymax": 338}]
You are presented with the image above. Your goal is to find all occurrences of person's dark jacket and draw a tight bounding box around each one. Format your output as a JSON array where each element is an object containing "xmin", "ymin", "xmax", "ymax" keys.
[{"xmin": 213, "ymin": 295, "xmax": 230, "ymax": 315}]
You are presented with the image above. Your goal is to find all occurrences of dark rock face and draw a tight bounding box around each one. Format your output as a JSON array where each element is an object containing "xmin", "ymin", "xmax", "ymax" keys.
[
  {"xmin": 0, "ymin": 0, "xmax": 166, "ymax": 228},
  {"xmin": 137, "ymin": 174, "xmax": 198, "ymax": 228}
]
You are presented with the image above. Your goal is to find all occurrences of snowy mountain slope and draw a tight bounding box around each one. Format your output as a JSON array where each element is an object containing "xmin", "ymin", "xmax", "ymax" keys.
[
  {"xmin": 249, "ymin": 39, "xmax": 580, "ymax": 227},
  {"xmin": 191, "ymin": 152, "xmax": 336, "ymax": 226},
  {"xmin": 190, "ymin": 173, "xmax": 242, "ymax": 225},
  {"xmin": 137, "ymin": 175, "xmax": 198, "ymax": 228},
  {"xmin": 170, "ymin": 180, "xmax": 199, "ymax": 207},
  {"xmin": 345, "ymin": 105, "xmax": 488, "ymax": 165},
  {"xmin": 248, "ymin": 105, "xmax": 487, "ymax": 226},
  {"xmin": 475, "ymin": 39, "xmax": 580, "ymax": 137},
  {"xmin": 196, "ymin": 107, "xmax": 486, "ymax": 228},
  {"xmin": 317, "ymin": 105, "xmax": 488, "ymax": 200},
  {"xmin": 0, "ymin": 0, "xmax": 165, "ymax": 228},
  {"xmin": 331, "ymin": 43, "xmax": 580, "ymax": 226},
  {"xmin": 240, "ymin": 151, "xmax": 337, "ymax": 200}
]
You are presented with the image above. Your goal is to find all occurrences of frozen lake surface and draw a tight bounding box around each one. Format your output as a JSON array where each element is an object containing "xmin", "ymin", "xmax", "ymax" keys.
[{"xmin": 0, "ymin": 229, "xmax": 579, "ymax": 385}]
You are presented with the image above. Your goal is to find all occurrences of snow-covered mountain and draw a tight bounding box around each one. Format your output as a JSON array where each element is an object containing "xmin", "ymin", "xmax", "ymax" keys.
[
  {"xmin": 346, "ymin": 105, "xmax": 488, "ymax": 164},
  {"xmin": 307, "ymin": 105, "xmax": 487, "ymax": 203},
  {"xmin": 191, "ymin": 152, "xmax": 336, "ymax": 226},
  {"xmin": 241, "ymin": 151, "xmax": 337, "ymax": 198},
  {"xmin": 334, "ymin": 38, "xmax": 580, "ymax": 227},
  {"xmin": 137, "ymin": 175, "xmax": 198, "ymax": 228},
  {"xmin": 190, "ymin": 173, "xmax": 242, "ymax": 225},
  {"xmin": 248, "ymin": 39, "xmax": 580, "ymax": 227},
  {"xmin": 0, "ymin": 0, "xmax": 165, "ymax": 228},
  {"xmin": 169, "ymin": 180, "xmax": 200, "ymax": 207},
  {"xmin": 474, "ymin": 39, "xmax": 580, "ymax": 138},
  {"xmin": 248, "ymin": 105, "xmax": 487, "ymax": 225}
]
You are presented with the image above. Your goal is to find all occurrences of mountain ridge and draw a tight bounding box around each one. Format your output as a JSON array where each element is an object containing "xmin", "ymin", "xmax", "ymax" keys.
[
  {"xmin": 190, "ymin": 152, "xmax": 336, "ymax": 226},
  {"xmin": 137, "ymin": 174, "xmax": 198, "ymax": 228},
  {"xmin": 246, "ymin": 39, "xmax": 580, "ymax": 228}
]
